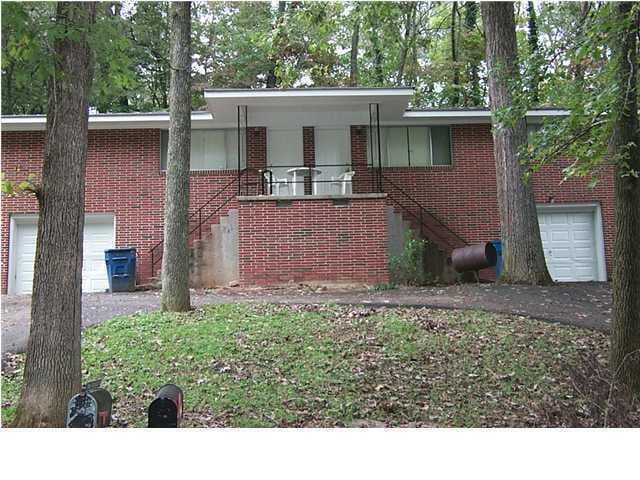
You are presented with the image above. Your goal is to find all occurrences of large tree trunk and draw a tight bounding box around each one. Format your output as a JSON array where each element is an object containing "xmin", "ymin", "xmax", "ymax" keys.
[
  {"xmin": 610, "ymin": 2, "xmax": 640, "ymax": 394},
  {"xmin": 12, "ymin": 1, "xmax": 96, "ymax": 428},
  {"xmin": 481, "ymin": 1, "xmax": 552, "ymax": 285},
  {"xmin": 161, "ymin": 1, "xmax": 191, "ymax": 312}
]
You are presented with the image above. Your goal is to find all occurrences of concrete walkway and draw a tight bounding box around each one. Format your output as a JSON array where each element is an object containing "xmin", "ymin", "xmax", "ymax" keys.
[{"xmin": 1, "ymin": 282, "xmax": 612, "ymax": 354}]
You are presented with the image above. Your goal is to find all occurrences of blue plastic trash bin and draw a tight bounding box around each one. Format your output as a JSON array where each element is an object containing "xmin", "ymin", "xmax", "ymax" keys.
[
  {"xmin": 104, "ymin": 248, "xmax": 136, "ymax": 292},
  {"xmin": 490, "ymin": 240, "xmax": 503, "ymax": 278}
]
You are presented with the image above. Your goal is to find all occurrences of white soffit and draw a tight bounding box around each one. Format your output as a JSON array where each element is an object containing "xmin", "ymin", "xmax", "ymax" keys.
[{"xmin": 204, "ymin": 88, "xmax": 415, "ymax": 124}]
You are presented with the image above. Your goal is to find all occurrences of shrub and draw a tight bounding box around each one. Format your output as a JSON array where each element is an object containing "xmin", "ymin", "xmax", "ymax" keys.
[{"xmin": 389, "ymin": 230, "xmax": 431, "ymax": 286}]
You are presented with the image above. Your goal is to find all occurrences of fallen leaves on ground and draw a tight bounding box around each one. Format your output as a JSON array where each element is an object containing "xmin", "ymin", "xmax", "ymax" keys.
[{"xmin": 1, "ymin": 303, "xmax": 637, "ymax": 428}]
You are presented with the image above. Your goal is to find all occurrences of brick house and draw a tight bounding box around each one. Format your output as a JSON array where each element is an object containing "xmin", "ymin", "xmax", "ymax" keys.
[{"xmin": 1, "ymin": 88, "xmax": 614, "ymax": 294}]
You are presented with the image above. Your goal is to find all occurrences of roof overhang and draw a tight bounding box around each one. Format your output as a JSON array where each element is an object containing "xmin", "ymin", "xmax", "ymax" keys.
[
  {"xmin": 0, "ymin": 111, "xmax": 215, "ymax": 131},
  {"xmin": 1, "ymin": 107, "xmax": 570, "ymax": 132},
  {"xmin": 203, "ymin": 88, "xmax": 415, "ymax": 126},
  {"xmin": 399, "ymin": 109, "xmax": 569, "ymax": 125}
]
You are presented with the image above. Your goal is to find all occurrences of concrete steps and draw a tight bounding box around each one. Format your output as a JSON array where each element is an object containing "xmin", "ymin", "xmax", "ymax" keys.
[{"xmin": 189, "ymin": 209, "xmax": 239, "ymax": 288}]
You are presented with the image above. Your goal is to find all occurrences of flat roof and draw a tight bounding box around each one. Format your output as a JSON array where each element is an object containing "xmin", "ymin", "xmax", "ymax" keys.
[
  {"xmin": 0, "ymin": 107, "xmax": 569, "ymax": 131},
  {"xmin": 203, "ymin": 87, "xmax": 415, "ymax": 123}
]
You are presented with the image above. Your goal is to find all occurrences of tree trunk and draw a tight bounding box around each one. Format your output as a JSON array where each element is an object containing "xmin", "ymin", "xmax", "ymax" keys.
[
  {"xmin": 571, "ymin": 2, "xmax": 592, "ymax": 84},
  {"xmin": 464, "ymin": 1, "xmax": 481, "ymax": 106},
  {"xmin": 450, "ymin": 2, "xmax": 460, "ymax": 106},
  {"xmin": 266, "ymin": 1, "xmax": 286, "ymax": 88},
  {"xmin": 610, "ymin": 2, "xmax": 640, "ymax": 394},
  {"xmin": 481, "ymin": 1, "xmax": 552, "ymax": 285},
  {"xmin": 349, "ymin": 5, "xmax": 360, "ymax": 87},
  {"xmin": 12, "ymin": 1, "xmax": 96, "ymax": 428},
  {"xmin": 161, "ymin": 1, "xmax": 191, "ymax": 312},
  {"xmin": 368, "ymin": 5, "xmax": 385, "ymax": 85},
  {"xmin": 527, "ymin": 1, "xmax": 540, "ymax": 105},
  {"xmin": 395, "ymin": 3, "xmax": 415, "ymax": 86}
]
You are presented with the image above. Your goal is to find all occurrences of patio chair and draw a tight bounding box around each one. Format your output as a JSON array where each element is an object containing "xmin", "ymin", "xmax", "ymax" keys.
[
  {"xmin": 263, "ymin": 170, "xmax": 290, "ymax": 196},
  {"xmin": 330, "ymin": 170, "xmax": 355, "ymax": 195}
]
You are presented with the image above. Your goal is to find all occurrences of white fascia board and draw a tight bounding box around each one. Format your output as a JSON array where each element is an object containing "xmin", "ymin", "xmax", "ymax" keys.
[
  {"xmin": 1, "ymin": 112, "xmax": 214, "ymax": 131},
  {"xmin": 204, "ymin": 88, "xmax": 414, "ymax": 100},
  {"xmin": 402, "ymin": 109, "xmax": 569, "ymax": 124}
]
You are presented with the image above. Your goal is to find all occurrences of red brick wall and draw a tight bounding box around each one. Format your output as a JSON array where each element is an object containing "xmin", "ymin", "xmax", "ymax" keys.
[
  {"xmin": 2, "ymin": 122, "xmax": 616, "ymax": 292},
  {"xmin": 350, "ymin": 124, "xmax": 615, "ymax": 277},
  {"xmin": 237, "ymin": 196, "xmax": 389, "ymax": 285},
  {"xmin": 1, "ymin": 127, "xmax": 267, "ymax": 292}
]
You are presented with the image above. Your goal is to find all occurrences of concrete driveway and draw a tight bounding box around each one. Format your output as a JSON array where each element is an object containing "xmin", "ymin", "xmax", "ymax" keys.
[{"xmin": 1, "ymin": 282, "xmax": 612, "ymax": 355}]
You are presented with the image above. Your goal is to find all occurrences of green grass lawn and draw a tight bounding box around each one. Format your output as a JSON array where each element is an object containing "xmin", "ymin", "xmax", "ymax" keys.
[{"xmin": 1, "ymin": 303, "xmax": 632, "ymax": 427}]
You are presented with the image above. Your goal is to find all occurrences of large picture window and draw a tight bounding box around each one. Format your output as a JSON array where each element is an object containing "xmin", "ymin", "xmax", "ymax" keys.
[
  {"xmin": 160, "ymin": 129, "xmax": 240, "ymax": 171},
  {"xmin": 368, "ymin": 126, "xmax": 452, "ymax": 167}
]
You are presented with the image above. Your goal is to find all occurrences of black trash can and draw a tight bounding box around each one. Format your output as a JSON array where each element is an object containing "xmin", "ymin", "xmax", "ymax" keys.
[{"xmin": 104, "ymin": 248, "xmax": 136, "ymax": 292}]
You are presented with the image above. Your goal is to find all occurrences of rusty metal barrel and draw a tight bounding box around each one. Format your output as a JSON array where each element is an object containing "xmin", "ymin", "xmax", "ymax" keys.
[{"xmin": 451, "ymin": 242, "xmax": 498, "ymax": 272}]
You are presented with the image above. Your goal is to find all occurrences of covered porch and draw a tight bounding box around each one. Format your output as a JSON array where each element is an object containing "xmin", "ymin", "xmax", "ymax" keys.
[{"xmin": 203, "ymin": 88, "xmax": 414, "ymax": 197}]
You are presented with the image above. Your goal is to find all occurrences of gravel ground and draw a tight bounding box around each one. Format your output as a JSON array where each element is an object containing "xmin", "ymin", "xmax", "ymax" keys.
[{"xmin": 1, "ymin": 282, "xmax": 612, "ymax": 355}]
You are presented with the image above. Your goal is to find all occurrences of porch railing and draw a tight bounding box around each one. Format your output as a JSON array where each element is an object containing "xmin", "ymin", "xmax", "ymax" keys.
[{"xmin": 257, "ymin": 163, "xmax": 363, "ymax": 196}]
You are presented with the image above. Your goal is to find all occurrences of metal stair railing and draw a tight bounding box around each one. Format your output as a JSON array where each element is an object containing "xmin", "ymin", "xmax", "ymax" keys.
[
  {"xmin": 150, "ymin": 169, "xmax": 248, "ymax": 276},
  {"xmin": 380, "ymin": 171, "xmax": 468, "ymax": 252}
]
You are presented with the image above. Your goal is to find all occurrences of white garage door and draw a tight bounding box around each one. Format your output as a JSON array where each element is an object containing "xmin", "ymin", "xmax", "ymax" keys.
[
  {"xmin": 537, "ymin": 206, "xmax": 604, "ymax": 282},
  {"xmin": 9, "ymin": 215, "xmax": 115, "ymax": 295}
]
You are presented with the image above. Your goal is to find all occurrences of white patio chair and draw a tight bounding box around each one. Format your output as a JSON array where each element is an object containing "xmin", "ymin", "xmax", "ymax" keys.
[
  {"xmin": 330, "ymin": 171, "xmax": 355, "ymax": 195},
  {"xmin": 263, "ymin": 171, "xmax": 290, "ymax": 196}
]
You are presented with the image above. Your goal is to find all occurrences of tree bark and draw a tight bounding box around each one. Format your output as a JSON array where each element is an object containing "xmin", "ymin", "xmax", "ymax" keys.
[
  {"xmin": 610, "ymin": 2, "xmax": 640, "ymax": 394},
  {"xmin": 12, "ymin": 1, "xmax": 96, "ymax": 428},
  {"xmin": 161, "ymin": 1, "xmax": 191, "ymax": 312},
  {"xmin": 349, "ymin": 4, "xmax": 360, "ymax": 87},
  {"xmin": 481, "ymin": 1, "xmax": 552, "ymax": 285}
]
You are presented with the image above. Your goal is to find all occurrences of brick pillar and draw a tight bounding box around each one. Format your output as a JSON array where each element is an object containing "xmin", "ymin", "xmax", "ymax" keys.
[
  {"xmin": 303, "ymin": 127, "xmax": 315, "ymax": 195},
  {"xmin": 350, "ymin": 125, "xmax": 372, "ymax": 194},
  {"xmin": 246, "ymin": 127, "xmax": 267, "ymax": 195}
]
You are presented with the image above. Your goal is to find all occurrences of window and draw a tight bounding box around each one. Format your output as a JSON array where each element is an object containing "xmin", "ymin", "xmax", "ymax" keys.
[
  {"xmin": 160, "ymin": 129, "xmax": 241, "ymax": 170},
  {"xmin": 368, "ymin": 126, "xmax": 451, "ymax": 167}
]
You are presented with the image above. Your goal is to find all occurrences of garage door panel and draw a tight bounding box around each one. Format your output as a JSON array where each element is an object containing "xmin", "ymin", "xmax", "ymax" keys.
[
  {"xmin": 549, "ymin": 214, "xmax": 569, "ymax": 225},
  {"xmin": 551, "ymin": 231, "xmax": 570, "ymax": 242},
  {"xmin": 572, "ymin": 230, "xmax": 592, "ymax": 241},
  {"xmin": 574, "ymin": 247, "xmax": 594, "ymax": 259},
  {"xmin": 537, "ymin": 207, "xmax": 600, "ymax": 282},
  {"xmin": 570, "ymin": 213, "xmax": 591, "ymax": 224},
  {"xmin": 11, "ymin": 216, "xmax": 114, "ymax": 294}
]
